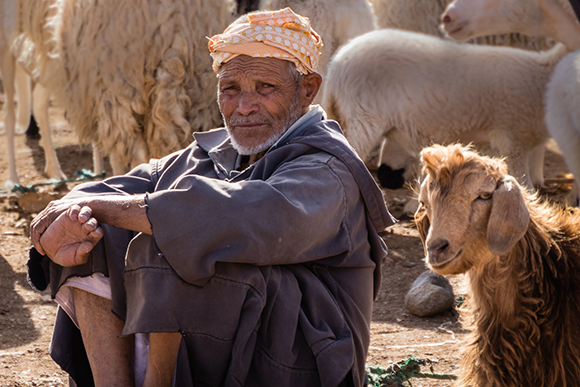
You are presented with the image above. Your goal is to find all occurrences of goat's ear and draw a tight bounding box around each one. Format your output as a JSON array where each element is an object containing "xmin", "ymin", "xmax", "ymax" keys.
[
  {"xmin": 487, "ymin": 176, "xmax": 530, "ymax": 255},
  {"xmin": 414, "ymin": 205, "xmax": 430, "ymax": 247},
  {"xmin": 414, "ymin": 177, "xmax": 430, "ymax": 248}
]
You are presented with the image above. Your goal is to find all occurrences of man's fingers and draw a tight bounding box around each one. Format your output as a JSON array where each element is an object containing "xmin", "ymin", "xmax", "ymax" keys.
[
  {"xmin": 67, "ymin": 204, "xmax": 83, "ymax": 222},
  {"xmin": 82, "ymin": 217, "xmax": 99, "ymax": 233},
  {"xmin": 33, "ymin": 240, "xmax": 46, "ymax": 256},
  {"xmin": 75, "ymin": 242, "xmax": 94, "ymax": 265},
  {"xmin": 31, "ymin": 217, "xmax": 50, "ymax": 255},
  {"xmin": 88, "ymin": 227, "xmax": 104, "ymax": 244},
  {"xmin": 31, "ymin": 200, "xmax": 68, "ymax": 255},
  {"xmin": 77, "ymin": 206, "xmax": 93, "ymax": 223}
]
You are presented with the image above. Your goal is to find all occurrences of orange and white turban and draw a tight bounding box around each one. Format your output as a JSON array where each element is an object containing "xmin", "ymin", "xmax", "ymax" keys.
[{"xmin": 208, "ymin": 8, "xmax": 323, "ymax": 75}]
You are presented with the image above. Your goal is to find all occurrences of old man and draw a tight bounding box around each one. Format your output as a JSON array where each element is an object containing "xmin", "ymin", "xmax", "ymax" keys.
[{"xmin": 29, "ymin": 8, "xmax": 394, "ymax": 387}]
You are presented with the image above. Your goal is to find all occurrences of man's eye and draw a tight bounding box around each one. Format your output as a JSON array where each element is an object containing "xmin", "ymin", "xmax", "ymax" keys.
[{"xmin": 221, "ymin": 86, "xmax": 238, "ymax": 93}]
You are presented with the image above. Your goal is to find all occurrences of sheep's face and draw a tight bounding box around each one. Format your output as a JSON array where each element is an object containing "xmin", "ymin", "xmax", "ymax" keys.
[
  {"xmin": 415, "ymin": 145, "xmax": 530, "ymax": 275},
  {"xmin": 441, "ymin": 0, "xmax": 544, "ymax": 42}
]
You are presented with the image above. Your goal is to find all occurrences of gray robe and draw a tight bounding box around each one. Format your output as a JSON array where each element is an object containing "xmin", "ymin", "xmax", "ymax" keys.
[{"xmin": 28, "ymin": 119, "xmax": 395, "ymax": 387}]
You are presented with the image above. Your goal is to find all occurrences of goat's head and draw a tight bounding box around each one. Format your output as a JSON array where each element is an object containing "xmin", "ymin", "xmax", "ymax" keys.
[{"xmin": 415, "ymin": 144, "xmax": 530, "ymax": 275}]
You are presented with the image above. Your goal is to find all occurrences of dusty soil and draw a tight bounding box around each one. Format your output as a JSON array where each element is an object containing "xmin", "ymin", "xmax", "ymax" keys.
[{"xmin": 0, "ymin": 105, "xmax": 573, "ymax": 386}]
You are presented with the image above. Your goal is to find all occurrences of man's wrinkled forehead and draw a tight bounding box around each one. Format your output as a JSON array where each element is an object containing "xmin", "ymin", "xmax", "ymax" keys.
[{"xmin": 218, "ymin": 55, "xmax": 296, "ymax": 83}]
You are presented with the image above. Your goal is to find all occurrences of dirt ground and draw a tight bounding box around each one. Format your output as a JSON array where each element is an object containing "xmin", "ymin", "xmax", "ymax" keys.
[{"xmin": 0, "ymin": 105, "xmax": 573, "ymax": 386}]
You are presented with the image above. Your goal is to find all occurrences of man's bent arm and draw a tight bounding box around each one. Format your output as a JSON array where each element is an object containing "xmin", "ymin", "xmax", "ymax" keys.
[
  {"xmin": 79, "ymin": 194, "xmax": 152, "ymax": 235},
  {"xmin": 32, "ymin": 194, "xmax": 152, "ymax": 257}
]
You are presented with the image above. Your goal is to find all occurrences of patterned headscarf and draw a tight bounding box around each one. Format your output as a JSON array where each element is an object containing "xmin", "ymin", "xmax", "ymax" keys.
[{"xmin": 208, "ymin": 8, "xmax": 323, "ymax": 74}]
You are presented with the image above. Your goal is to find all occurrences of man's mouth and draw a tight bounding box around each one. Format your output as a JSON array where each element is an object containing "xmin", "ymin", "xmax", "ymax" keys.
[{"xmin": 233, "ymin": 122, "xmax": 266, "ymax": 128}]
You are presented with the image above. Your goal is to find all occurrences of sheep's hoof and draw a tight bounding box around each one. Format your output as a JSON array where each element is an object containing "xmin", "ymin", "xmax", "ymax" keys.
[
  {"xmin": 540, "ymin": 183, "xmax": 560, "ymax": 194},
  {"xmin": 539, "ymin": 176, "xmax": 575, "ymax": 194}
]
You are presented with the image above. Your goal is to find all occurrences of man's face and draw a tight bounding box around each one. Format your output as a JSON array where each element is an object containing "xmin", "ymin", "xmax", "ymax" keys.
[{"xmin": 218, "ymin": 56, "xmax": 304, "ymax": 155}]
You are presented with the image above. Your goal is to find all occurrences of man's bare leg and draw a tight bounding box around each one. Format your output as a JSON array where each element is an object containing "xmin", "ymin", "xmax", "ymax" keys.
[
  {"xmin": 143, "ymin": 332, "xmax": 182, "ymax": 387},
  {"xmin": 73, "ymin": 288, "xmax": 134, "ymax": 386}
]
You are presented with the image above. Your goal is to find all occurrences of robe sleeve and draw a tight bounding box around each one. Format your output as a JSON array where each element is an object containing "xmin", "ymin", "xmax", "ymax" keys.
[
  {"xmin": 63, "ymin": 160, "xmax": 158, "ymax": 199},
  {"xmin": 27, "ymin": 161, "xmax": 159, "ymax": 294},
  {"xmin": 145, "ymin": 155, "xmax": 359, "ymax": 284}
]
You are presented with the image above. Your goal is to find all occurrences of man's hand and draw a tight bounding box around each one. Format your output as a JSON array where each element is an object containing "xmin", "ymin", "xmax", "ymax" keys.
[
  {"xmin": 39, "ymin": 205, "xmax": 104, "ymax": 267},
  {"xmin": 31, "ymin": 198, "xmax": 85, "ymax": 255},
  {"xmin": 31, "ymin": 194, "xmax": 151, "ymax": 257}
]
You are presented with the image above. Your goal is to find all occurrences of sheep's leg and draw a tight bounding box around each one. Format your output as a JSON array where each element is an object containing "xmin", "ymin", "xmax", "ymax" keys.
[
  {"xmin": 92, "ymin": 143, "xmax": 105, "ymax": 175},
  {"xmin": 129, "ymin": 133, "xmax": 150, "ymax": 170},
  {"xmin": 108, "ymin": 152, "xmax": 130, "ymax": 176},
  {"xmin": 14, "ymin": 62, "xmax": 31, "ymax": 135},
  {"xmin": 504, "ymin": 151, "xmax": 534, "ymax": 191},
  {"xmin": 33, "ymin": 84, "xmax": 67, "ymax": 180},
  {"xmin": 103, "ymin": 122, "xmax": 149, "ymax": 176},
  {"xmin": 528, "ymin": 143, "xmax": 546, "ymax": 188},
  {"xmin": 1, "ymin": 50, "xmax": 19, "ymax": 187},
  {"xmin": 363, "ymin": 136, "xmax": 385, "ymax": 171},
  {"xmin": 569, "ymin": 183, "xmax": 580, "ymax": 207},
  {"xmin": 553, "ymin": 132, "xmax": 580, "ymax": 206}
]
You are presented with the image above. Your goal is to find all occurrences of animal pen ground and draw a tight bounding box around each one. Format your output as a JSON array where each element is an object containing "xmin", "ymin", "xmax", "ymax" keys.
[{"xmin": 0, "ymin": 105, "xmax": 574, "ymax": 386}]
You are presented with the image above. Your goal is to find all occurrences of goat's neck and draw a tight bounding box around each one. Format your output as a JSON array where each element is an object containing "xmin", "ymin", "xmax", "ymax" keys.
[
  {"xmin": 468, "ymin": 257, "xmax": 520, "ymax": 322},
  {"xmin": 539, "ymin": 0, "xmax": 580, "ymax": 50}
]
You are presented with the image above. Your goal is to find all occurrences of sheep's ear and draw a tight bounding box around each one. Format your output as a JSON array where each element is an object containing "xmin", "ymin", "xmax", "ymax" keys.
[{"xmin": 487, "ymin": 176, "xmax": 530, "ymax": 255}]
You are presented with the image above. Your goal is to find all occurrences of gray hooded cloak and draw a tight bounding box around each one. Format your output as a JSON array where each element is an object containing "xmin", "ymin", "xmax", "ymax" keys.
[{"xmin": 28, "ymin": 117, "xmax": 395, "ymax": 387}]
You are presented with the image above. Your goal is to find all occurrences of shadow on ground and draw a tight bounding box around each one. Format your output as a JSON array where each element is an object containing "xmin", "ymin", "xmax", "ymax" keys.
[{"xmin": 0, "ymin": 253, "xmax": 39, "ymax": 349}]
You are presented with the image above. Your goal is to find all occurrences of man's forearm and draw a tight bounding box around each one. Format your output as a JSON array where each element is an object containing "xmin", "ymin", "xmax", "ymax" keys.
[{"xmin": 82, "ymin": 194, "xmax": 152, "ymax": 235}]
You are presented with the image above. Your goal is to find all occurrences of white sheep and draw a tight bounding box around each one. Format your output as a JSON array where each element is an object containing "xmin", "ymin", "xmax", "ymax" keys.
[
  {"xmin": 370, "ymin": 0, "xmax": 553, "ymax": 50},
  {"xmin": 544, "ymin": 53, "xmax": 580, "ymax": 204},
  {"xmin": 362, "ymin": 0, "xmax": 553, "ymax": 187},
  {"xmin": 415, "ymin": 143, "xmax": 580, "ymax": 387},
  {"xmin": 441, "ymin": 0, "xmax": 580, "ymax": 205},
  {"xmin": 1, "ymin": 0, "xmax": 65, "ymax": 188},
  {"xmin": 441, "ymin": 0, "xmax": 580, "ymax": 51},
  {"xmin": 322, "ymin": 28, "xmax": 569, "ymax": 190},
  {"xmin": 12, "ymin": 0, "xmax": 235, "ymax": 177},
  {"xmin": 370, "ymin": 0, "xmax": 444, "ymax": 36}
]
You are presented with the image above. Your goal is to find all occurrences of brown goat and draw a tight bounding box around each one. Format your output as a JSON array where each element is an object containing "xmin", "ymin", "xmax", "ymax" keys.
[{"xmin": 414, "ymin": 144, "xmax": 580, "ymax": 387}]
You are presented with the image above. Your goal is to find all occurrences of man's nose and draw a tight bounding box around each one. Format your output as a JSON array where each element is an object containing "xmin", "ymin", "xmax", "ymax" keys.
[{"xmin": 236, "ymin": 91, "xmax": 259, "ymax": 116}]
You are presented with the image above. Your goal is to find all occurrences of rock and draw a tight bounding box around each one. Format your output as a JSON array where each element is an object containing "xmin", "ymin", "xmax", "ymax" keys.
[
  {"xmin": 404, "ymin": 270, "xmax": 455, "ymax": 317},
  {"xmin": 17, "ymin": 191, "xmax": 63, "ymax": 213}
]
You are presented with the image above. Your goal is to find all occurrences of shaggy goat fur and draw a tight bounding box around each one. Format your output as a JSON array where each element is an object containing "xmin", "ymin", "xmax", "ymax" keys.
[
  {"xmin": 415, "ymin": 144, "xmax": 580, "ymax": 387},
  {"xmin": 322, "ymin": 28, "xmax": 569, "ymax": 190},
  {"xmin": 12, "ymin": 0, "xmax": 235, "ymax": 174}
]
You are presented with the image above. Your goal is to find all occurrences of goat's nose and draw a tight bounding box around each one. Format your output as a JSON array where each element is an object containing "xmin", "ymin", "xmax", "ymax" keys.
[
  {"xmin": 442, "ymin": 14, "xmax": 452, "ymax": 24},
  {"xmin": 427, "ymin": 238, "xmax": 450, "ymax": 257}
]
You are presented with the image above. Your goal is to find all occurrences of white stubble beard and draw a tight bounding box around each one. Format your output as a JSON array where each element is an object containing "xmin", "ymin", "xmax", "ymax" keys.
[{"xmin": 223, "ymin": 92, "xmax": 303, "ymax": 155}]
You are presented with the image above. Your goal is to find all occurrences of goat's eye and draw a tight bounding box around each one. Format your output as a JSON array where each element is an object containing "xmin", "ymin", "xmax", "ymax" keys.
[{"xmin": 478, "ymin": 192, "xmax": 492, "ymax": 200}]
